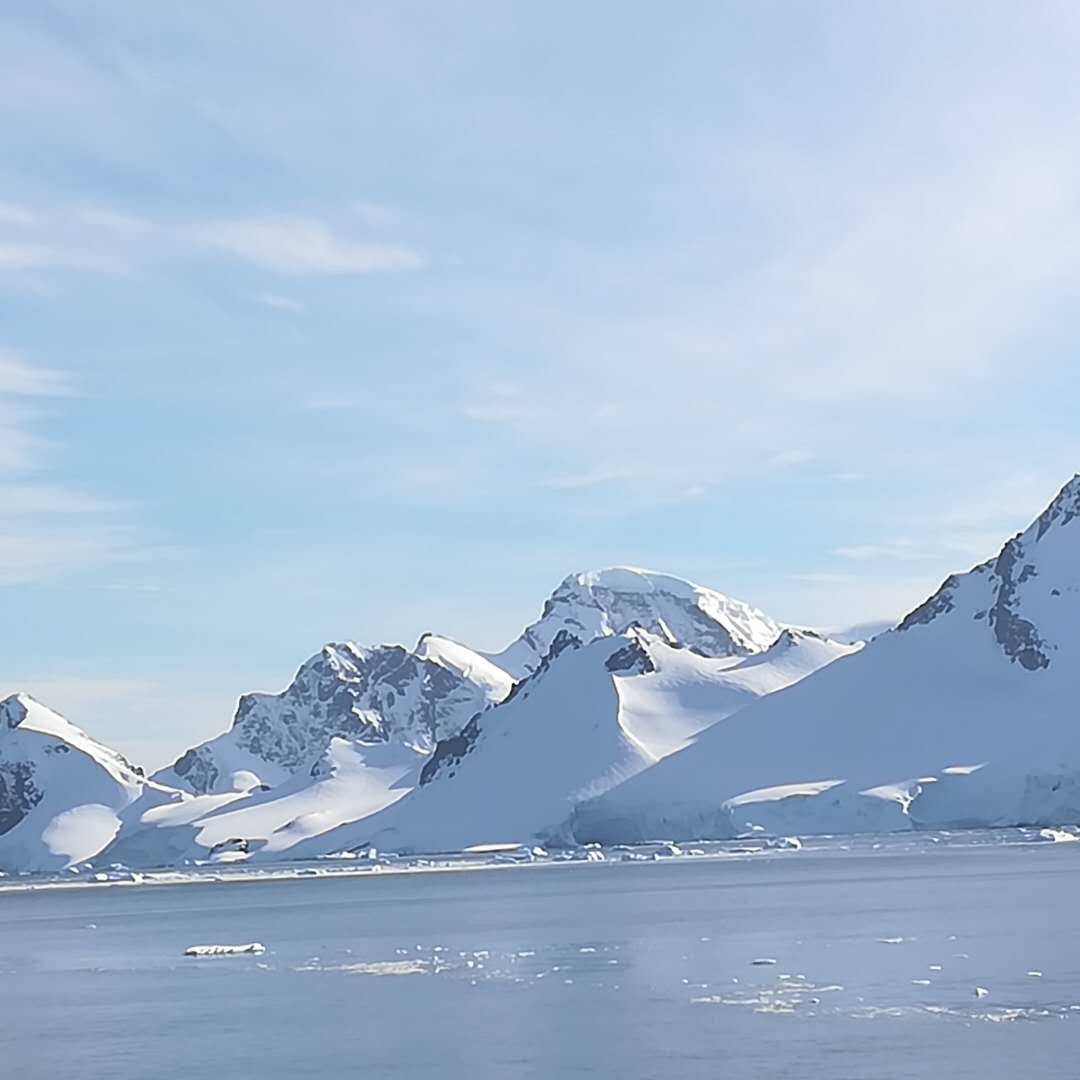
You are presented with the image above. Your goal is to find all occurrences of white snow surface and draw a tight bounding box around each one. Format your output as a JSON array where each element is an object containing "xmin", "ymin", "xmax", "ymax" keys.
[
  {"xmin": 105, "ymin": 737, "xmax": 424, "ymax": 866},
  {"xmin": 574, "ymin": 475, "xmax": 1080, "ymax": 843}
]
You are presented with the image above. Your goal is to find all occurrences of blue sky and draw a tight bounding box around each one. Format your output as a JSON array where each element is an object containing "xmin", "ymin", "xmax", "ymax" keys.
[{"xmin": 3, "ymin": 2, "xmax": 1080, "ymax": 767}]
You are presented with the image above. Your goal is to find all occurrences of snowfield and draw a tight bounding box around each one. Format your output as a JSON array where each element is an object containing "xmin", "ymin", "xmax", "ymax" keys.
[
  {"xmin": 3, "ymin": 473, "xmax": 1080, "ymax": 873},
  {"xmin": 575, "ymin": 475, "xmax": 1080, "ymax": 843}
]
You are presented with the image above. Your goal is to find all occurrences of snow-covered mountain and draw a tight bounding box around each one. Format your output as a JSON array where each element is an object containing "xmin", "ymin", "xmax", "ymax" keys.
[
  {"xmin": 94, "ymin": 572, "xmax": 831, "ymax": 866},
  {"xmin": 0, "ymin": 694, "xmax": 164, "ymax": 873},
  {"xmin": 575, "ymin": 475, "xmax": 1080, "ymax": 843},
  {"xmin": 153, "ymin": 566, "xmax": 783, "ymax": 802},
  {"xmin": 35, "ymin": 495, "xmax": 1080, "ymax": 875},
  {"xmin": 282, "ymin": 626, "xmax": 857, "ymax": 858},
  {"xmin": 156, "ymin": 636, "xmax": 513, "ymax": 796},
  {"xmin": 488, "ymin": 567, "xmax": 782, "ymax": 678}
]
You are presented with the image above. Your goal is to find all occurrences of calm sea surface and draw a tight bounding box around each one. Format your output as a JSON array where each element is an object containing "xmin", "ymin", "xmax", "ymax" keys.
[{"xmin": 2, "ymin": 835, "xmax": 1079, "ymax": 1079}]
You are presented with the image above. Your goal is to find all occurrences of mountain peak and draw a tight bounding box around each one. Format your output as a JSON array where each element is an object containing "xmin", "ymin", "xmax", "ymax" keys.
[
  {"xmin": 488, "ymin": 566, "xmax": 782, "ymax": 678},
  {"xmin": 1031, "ymin": 472, "xmax": 1080, "ymax": 542},
  {"xmin": 156, "ymin": 634, "xmax": 510, "ymax": 796},
  {"xmin": 896, "ymin": 472, "xmax": 1080, "ymax": 671}
]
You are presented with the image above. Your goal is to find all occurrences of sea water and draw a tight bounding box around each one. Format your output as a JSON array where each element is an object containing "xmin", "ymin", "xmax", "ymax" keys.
[{"xmin": 2, "ymin": 833, "xmax": 1078, "ymax": 1078}]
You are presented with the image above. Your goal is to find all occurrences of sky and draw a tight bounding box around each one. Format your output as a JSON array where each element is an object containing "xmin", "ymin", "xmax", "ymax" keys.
[{"xmin": 3, "ymin": 1, "xmax": 1080, "ymax": 768}]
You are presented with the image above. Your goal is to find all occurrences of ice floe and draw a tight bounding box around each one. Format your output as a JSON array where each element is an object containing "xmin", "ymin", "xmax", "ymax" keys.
[{"xmin": 184, "ymin": 943, "xmax": 266, "ymax": 957}]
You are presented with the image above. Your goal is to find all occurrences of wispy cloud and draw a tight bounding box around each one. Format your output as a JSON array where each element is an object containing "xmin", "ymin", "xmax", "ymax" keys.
[
  {"xmin": 0, "ymin": 349, "xmax": 150, "ymax": 585},
  {"xmin": 0, "ymin": 349, "xmax": 73, "ymax": 396},
  {"xmin": 76, "ymin": 206, "xmax": 149, "ymax": 232},
  {"xmin": 543, "ymin": 466, "xmax": 632, "ymax": 491},
  {"xmin": 0, "ymin": 201, "xmax": 422, "ymax": 285},
  {"xmin": 834, "ymin": 542, "xmax": 940, "ymax": 563},
  {"xmin": 198, "ymin": 216, "xmax": 423, "ymax": 275},
  {"xmin": 0, "ymin": 201, "xmax": 40, "ymax": 227},
  {"xmin": 0, "ymin": 482, "xmax": 125, "ymax": 514},
  {"xmin": 255, "ymin": 292, "xmax": 305, "ymax": 313}
]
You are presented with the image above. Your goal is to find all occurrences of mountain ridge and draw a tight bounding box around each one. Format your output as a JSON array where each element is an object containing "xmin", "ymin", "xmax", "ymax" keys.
[{"xmin": 5, "ymin": 471, "xmax": 1080, "ymax": 874}]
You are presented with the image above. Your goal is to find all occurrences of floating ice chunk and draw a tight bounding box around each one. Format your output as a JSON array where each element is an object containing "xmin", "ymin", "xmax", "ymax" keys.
[
  {"xmin": 929, "ymin": 964, "xmax": 943, "ymax": 971},
  {"xmin": 974, "ymin": 986, "xmax": 990, "ymax": 999},
  {"xmin": 912, "ymin": 979, "xmax": 931, "ymax": 986},
  {"xmin": 877, "ymin": 937, "xmax": 907, "ymax": 945},
  {"xmin": 185, "ymin": 943, "xmax": 266, "ymax": 957},
  {"xmin": 751, "ymin": 958, "xmax": 777, "ymax": 966},
  {"xmin": 1038, "ymin": 828, "xmax": 1078, "ymax": 843},
  {"xmin": 763, "ymin": 835, "xmax": 802, "ymax": 851},
  {"xmin": 1027, "ymin": 971, "xmax": 1044, "ymax": 978}
]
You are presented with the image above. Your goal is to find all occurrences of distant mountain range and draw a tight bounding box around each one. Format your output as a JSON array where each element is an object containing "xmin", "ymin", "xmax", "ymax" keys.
[{"xmin": 3, "ymin": 475, "xmax": 1079, "ymax": 873}]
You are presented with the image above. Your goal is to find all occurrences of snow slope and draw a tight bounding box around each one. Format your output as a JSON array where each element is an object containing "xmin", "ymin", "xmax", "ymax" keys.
[
  {"xmin": 156, "ymin": 638, "xmax": 512, "ymax": 795},
  {"xmin": 488, "ymin": 567, "xmax": 782, "ymax": 678},
  {"xmin": 574, "ymin": 475, "xmax": 1080, "ymax": 843},
  {"xmin": 104, "ymin": 737, "xmax": 423, "ymax": 867},
  {"xmin": 281, "ymin": 627, "xmax": 857, "ymax": 857},
  {"xmin": 0, "ymin": 694, "xmax": 166, "ymax": 872}
]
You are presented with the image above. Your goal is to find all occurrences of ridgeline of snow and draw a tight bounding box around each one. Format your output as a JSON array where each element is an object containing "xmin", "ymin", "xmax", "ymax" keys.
[
  {"xmin": 487, "ymin": 567, "xmax": 783, "ymax": 678},
  {"xmin": 574, "ymin": 475, "xmax": 1080, "ymax": 843}
]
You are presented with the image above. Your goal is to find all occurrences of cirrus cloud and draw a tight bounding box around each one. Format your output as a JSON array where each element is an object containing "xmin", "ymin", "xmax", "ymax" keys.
[{"xmin": 198, "ymin": 215, "xmax": 423, "ymax": 275}]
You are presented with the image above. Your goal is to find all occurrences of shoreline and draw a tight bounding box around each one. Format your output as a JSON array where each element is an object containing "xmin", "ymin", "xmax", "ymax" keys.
[{"xmin": 1, "ymin": 826, "xmax": 1072, "ymax": 897}]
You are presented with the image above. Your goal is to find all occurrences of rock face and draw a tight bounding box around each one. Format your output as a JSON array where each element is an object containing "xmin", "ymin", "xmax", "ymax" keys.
[
  {"xmin": 488, "ymin": 567, "xmax": 783, "ymax": 678},
  {"xmin": 574, "ymin": 476, "xmax": 1080, "ymax": 844},
  {"xmin": 156, "ymin": 640, "xmax": 513, "ymax": 796}
]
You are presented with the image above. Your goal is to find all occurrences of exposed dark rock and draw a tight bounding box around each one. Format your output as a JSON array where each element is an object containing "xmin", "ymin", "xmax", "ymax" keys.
[
  {"xmin": 419, "ymin": 715, "xmax": 481, "ymax": 786},
  {"xmin": 0, "ymin": 761, "xmax": 43, "ymax": 836},
  {"xmin": 605, "ymin": 639, "xmax": 656, "ymax": 675},
  {"xmin": 897, "ymin": 575, "xmax": 960, "ymax": 631}
]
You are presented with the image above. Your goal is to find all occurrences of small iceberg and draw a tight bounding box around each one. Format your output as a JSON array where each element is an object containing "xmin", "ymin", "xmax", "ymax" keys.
[
  {"xmin": 184, "ymin": 943, "xmax": 266, "ymax": 957},
  {"xmin": 1037, "ymin": 828, "xmax": 1078, "ymax": 844}
]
